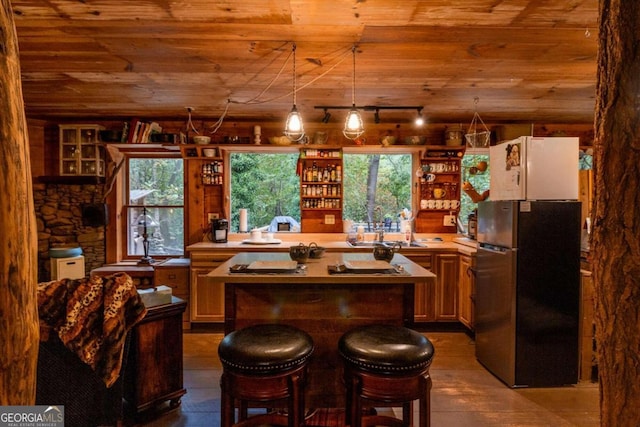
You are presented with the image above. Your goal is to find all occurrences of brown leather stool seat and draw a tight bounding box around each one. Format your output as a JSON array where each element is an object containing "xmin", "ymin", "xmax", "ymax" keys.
[
  {"xmin": 339, "ymin": 324, "xmax": 435, "ymax": 427},
  {"xmin": 218, "ymin": 323, "xmax": 314, "ymax": 427}
]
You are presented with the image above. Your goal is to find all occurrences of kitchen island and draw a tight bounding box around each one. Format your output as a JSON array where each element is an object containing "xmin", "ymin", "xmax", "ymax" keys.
[{"xmin": 207, "ymin": 251, "xmax": 435, "ymax": 409}]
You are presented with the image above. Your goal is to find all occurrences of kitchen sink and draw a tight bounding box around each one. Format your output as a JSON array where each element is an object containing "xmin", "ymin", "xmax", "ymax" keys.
[
  {"xmin": 347, "ymin": 240, "xmax": 387, "ymax": 247},
  {"xmin": 347, "ymin": 240, "xmax": 427, "ymax": 248}
]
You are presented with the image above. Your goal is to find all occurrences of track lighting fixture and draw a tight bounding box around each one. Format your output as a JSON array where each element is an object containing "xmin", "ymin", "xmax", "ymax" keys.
[
  {"xmin": 315, "ymin": 105, "xmax": 424, "ymax": 124},
  {"xmin": 321, "ymin": 109, "xmax": 331, "ymax": 123}
]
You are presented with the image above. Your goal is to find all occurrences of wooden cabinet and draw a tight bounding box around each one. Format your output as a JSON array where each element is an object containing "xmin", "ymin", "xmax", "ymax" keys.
[
  {"xmin": 154, "ymin": 258, "xmax": 191, "ymax": 329},
  {"xmin": 405, "ymin": 253, "xmax": 436, "ymax": 322},
  {"xmin": 434, "ymin": 253, "xmax": 459, "ymax": 321},
  {"xmin": 405, "ymin": 250, "xmax": 460, "ymax": 323},
  {"xmin": 124, "ymin": 297, "xmax": 187, "ymax": 416},
  {"xmin": 415, "ymin": 147, "xmax": 464, "ymax": 233},
  {"xmin": 458, "ymin": 254, "xmax": 476, "ymax": 330},
  {"xmin": 300, "ymin": 147, "xmax": 343, "ymax": 233},
  {"xmin": 189, "ymin": 251, "xmax": 234, "ymax": 322},
  {"xmin": 191, "ymin": 268, "xmax": 225, "ymax": 322},
  {"xmin": 59, "ymin": 124, "xmax": 105, "ymax": 176}
]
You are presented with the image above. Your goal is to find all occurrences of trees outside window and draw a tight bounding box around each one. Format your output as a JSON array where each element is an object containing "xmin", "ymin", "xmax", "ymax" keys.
[
  {"xmin": 127, "ymin": 158, "xmax": 184, "ymax": 257},
  {"xmin": 229, "ymin": 152, "xmax": 412, "ymax": 232},
  {"xmin": 343, "ymin": 154, "xmax": 412, "ymax": 229},
  {"xmin": 230, "ymin": 153, "xmax": 301, "ymax": 231}
]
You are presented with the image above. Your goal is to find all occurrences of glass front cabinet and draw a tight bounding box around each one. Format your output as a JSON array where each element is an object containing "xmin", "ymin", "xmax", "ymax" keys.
[{"xmin": 59, "ymin": 124, "xmax": 105, "ymax": 176}]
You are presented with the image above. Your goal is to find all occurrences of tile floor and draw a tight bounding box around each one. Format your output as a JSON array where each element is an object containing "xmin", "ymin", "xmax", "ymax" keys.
[{"xmin": 135, "ymin": 329, "xmax": 600, "ymax": 427}]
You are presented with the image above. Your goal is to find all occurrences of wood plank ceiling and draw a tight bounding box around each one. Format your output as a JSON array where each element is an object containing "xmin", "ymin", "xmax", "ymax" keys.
[{"xmin": 11, "ymin": 0, "xmax": 599, "ymax": 124}]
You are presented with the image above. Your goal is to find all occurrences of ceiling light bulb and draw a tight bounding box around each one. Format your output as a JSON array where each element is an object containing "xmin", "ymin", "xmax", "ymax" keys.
[
  {"xmin": 347, "ymin": 110, "xmax": 361, "ymax": 130},
  {"xmin": 415, "ymin": 108, "xmax": 425, "ymax": 126},
  {"xmin": 343, "ymin": 107, "xmax": 364, "ymax": 139},
  {"xmin": 284, "ymin": 105, "xmax": 304, "ymax": 141}
]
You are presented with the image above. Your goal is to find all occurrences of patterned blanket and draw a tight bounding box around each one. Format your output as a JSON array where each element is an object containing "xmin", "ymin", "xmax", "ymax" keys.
[{"xmin": 37, "ymin": 272, "xmax": 147, "ymax": 388}]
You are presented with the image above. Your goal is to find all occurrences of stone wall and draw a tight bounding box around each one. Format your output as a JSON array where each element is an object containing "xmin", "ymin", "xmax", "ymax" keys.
[{"xmin": 33, "ymin": 183, "xmax": 106, "ymax": 282}]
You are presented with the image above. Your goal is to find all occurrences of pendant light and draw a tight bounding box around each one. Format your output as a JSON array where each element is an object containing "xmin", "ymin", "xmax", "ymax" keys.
[
  {"xmin": 343, "ymin": 45, "xmax": 364, "ymax": 140},
  {"xmin": 284, "ymin": 43, "xmax": 305, "ymax": 142},
  {"xmin": 415, "ymin": 108, "xmax": 425, "ymax": 126}
]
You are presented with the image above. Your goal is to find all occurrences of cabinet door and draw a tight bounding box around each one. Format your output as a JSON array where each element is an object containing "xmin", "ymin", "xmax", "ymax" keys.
[
  {"xmin": 434, "ymin": 253, "xmax": 459, "ymax": 321},
  {"xmin": 458, "ymin": 254, "xmax": 476, "ymax": 330},
  {"xmin": 59, "ymin": 125, "xmax": 104, "ymax": 176},
  {"xmin": 154, "ymin": 266, "xmax": 190, "ymax": 328},
  {"xmin": 190, "ymin": 268, "xmax": 224, "ymax": 322},
  {"xmin": 403, "ymin": 253, "xmax": 435, "ymax": 322}
]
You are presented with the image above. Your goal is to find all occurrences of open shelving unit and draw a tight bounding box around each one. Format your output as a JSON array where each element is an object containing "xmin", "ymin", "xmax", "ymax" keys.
[
  {"xmin": 415, "ymin": 146, "xmax": 465, "ymax": 233},
  {"xmin": 299, "ymin": 147, "xmax": 343, "ymax": 232}
]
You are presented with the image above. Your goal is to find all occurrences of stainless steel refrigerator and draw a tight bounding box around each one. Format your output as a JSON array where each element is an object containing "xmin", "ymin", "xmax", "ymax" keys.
[{"xmin": 475, "ymin": 200, "xmax": 581, "ymax": 387}]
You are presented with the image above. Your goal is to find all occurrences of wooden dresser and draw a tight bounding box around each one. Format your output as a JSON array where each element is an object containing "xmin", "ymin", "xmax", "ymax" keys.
[{"xmin": 124, "ymin": 296, "xmax": 187, "ymax": 417}]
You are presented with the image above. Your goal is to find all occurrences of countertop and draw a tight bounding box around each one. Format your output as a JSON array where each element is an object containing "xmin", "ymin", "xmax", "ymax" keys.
[
  {"xmin": 187, "ymin": 232, "xmax": 478, "ymax": 256},
  {"xmin": 206, "ymin": 252, "xmax": 436, "ymax": 284}
]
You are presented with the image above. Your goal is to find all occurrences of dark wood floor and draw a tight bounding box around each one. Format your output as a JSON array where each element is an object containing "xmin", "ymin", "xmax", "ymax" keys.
[{"xmin": 134, "ymin": 330, "xmax": 600, "ymax": 426}]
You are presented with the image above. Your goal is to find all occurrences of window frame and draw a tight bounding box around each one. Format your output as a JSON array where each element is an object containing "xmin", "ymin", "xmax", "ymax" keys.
[
  {"xmin": 120, "ymin": 153, "xmax": 186, "ymax": 261},
  {"xmin": 223, "ymin": 145, "xmax": 423, "ymax": 230}
]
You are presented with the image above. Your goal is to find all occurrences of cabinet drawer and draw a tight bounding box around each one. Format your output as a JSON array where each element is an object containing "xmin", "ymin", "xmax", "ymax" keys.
[
  {"xmin": 155, "ymin": 269, "xmax": 189, "ymax": 294},
  {"xmin": 189, "ymin": 252, "xmax": 234, "ymax": 268}
]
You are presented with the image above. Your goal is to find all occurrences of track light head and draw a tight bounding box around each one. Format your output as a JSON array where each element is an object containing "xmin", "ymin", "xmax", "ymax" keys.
[
  {"xmin": 374, "ymin": 109, "xmax": 381, "ymax": 124},
  {"xmin": 321, "ymin": 109, "xmax": 331, "ymax": 123}
]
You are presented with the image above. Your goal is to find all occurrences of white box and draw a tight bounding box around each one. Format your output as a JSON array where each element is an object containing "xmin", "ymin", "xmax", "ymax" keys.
[
  {"xmin": 51, "ymin": 255, "xmax": 85, "ymax": 280},
  {"xmin": 137, "ymin": 285, "xmax": 173, "ymax": 307}
]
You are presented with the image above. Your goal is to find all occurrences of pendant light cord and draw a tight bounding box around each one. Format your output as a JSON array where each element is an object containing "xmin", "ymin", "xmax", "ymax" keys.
[
  {"xmin": 351, "ymin": 45, "xmax": 356, "ymax": 106},
  {"xmin": 292, "ymin": 43, "xmax": 297, "ymax": 106}
]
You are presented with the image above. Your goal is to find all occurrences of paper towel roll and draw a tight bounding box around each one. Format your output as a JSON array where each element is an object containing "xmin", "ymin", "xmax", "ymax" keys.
[{"xmin": 239, "ymin": 209, "xmax": 248, "ymax": 232}]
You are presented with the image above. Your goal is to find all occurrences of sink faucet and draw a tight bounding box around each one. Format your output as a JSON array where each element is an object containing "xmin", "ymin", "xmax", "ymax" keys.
[{"xmin": 374, "ymin": 206, "xmax": 384, "ymax": 243}]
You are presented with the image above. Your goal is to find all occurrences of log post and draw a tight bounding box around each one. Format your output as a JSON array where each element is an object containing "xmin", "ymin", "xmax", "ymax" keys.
[
  {"xmin": 0, "ymin": 0, "xmax": 40, "ymax": 404},
  {"xmin": 593, "ymin": 0, "xmax": 640, "ymax": 424}
]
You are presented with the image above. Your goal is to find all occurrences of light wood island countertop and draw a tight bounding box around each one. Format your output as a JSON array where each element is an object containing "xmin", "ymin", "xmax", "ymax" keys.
[{"xmin": 206, "ymin": 251, "xmax": 435, "ymax": 285}]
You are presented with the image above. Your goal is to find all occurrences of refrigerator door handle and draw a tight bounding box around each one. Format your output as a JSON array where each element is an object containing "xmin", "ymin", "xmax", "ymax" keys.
[{"xmin": 479, "ymin": 243, "xmax": 511, "ymax": 253}]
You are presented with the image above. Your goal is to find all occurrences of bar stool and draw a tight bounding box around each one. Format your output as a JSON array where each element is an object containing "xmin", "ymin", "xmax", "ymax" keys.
[
  {"xmin": 217, "ymin": 323, "xmax": 314, "ymax": 427},
  {"xmin": 338, "ymin": 324, "xmax": 435, "ymax": 427}
]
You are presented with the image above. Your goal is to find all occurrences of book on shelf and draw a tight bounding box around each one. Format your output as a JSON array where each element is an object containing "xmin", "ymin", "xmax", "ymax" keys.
[
  {"xmin": 126, "ymin": 119, "xmax": 163, "ymax": 143},
  {"xmin": 127, "ymin": 118, "xmax": 140, "ymax": 144}
]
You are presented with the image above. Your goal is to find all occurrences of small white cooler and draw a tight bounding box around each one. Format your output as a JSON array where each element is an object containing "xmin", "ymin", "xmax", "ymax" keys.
[{"xmin": 51, "ymin": 255, "xmax": 85, "ymax": 280}]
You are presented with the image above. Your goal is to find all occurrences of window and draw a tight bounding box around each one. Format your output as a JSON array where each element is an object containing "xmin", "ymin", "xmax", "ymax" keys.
[
  {"xmin": 230, "ymin": 153, "xmax": 300, "ymax": 231},
  {"xmin": 460, "ymin": 149, "xmax": 490, "ymax": 232},
  {"xmin": 126, "ymin": 157, "xmax": 185, "ymax": 257},
  {"xmin": 342, "ymin": 153, "xmax": 412, "ymax": 230},
  {"xmin": 228, "ymin": 151, "xmax": 413, "ymax": 232}
]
